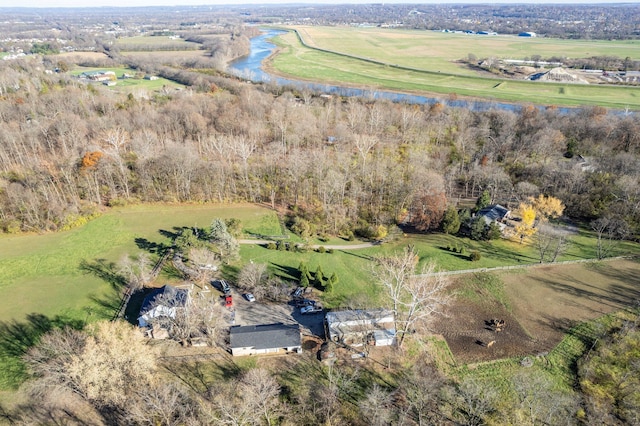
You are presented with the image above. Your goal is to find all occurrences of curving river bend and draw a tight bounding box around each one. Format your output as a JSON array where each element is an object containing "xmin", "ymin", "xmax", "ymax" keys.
[{"xmin": 228, "ymin": 29, "xmax": 580, "ymax": 114}]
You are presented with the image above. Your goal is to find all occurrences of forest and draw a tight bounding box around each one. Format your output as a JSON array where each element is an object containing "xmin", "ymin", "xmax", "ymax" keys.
[{"xmin": 1, "ymin": 53, "xmax": 639, "ymax": 239}]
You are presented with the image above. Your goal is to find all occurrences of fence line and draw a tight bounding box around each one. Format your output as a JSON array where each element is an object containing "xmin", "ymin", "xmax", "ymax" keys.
[
  {"xmin": 111, "ymin": 249, "xmax": 172, "ymax": 322},
  {"xmin": 416, "ymin": 255, "xmax": 636, "ymax": 278}
]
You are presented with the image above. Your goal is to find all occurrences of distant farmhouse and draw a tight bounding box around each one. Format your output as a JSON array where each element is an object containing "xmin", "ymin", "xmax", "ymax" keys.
[
  {"xmin": 229, "ymin": 323, "xmax": 302, "ymax": 356},
  {"xmin": 518, "ymin": 32, "xmax": 537, "ymax": 37},
  {"xmin": 325, "ymin": 309, "xmax": 396, "ymax": 347},
  {"xmin": 82, "ymin": 70, "xmax": 116, "ymax": 82}
]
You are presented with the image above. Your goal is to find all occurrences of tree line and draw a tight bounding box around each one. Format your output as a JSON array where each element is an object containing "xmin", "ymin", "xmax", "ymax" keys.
[{"xmin": 0, "ymin": 56, "xmax": 639, "ymax": 241}]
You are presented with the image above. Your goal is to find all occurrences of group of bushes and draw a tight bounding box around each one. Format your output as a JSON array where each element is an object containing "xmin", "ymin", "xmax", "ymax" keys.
[
  {"xmin": 445, "ymin": 244, "xmax": 482, "ymax": 262},
  {"xmin": 265, "ymin": 240, "xmax": 333, "ymax": 254}
]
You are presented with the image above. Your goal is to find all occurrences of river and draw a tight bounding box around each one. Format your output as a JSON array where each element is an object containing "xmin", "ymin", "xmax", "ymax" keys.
[{"xmin": 228, "ymin": 29, "xmax": 593, "ymax": 114}]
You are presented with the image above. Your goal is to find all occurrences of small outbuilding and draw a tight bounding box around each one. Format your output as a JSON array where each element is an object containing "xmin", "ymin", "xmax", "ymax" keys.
[
  {"xmin": 325, "ymin": 309, "xmax": 396, "ymax": 347},
  {"xmin": 229, "ymin": 323, "xmax": 302, "ymax": 356}
]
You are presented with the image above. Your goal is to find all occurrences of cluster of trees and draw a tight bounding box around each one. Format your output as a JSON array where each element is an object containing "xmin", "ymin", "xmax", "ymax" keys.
[
  {"xmin": 1, "ymin": 44, "xmax": 640, "ymax": 245},
  {"xmin": 7, "ymin": 312, "xmax": 637, "ymax": 425}
]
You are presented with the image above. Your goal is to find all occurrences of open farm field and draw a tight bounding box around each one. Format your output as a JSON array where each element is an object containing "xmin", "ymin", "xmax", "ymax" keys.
[
  {"xmin": 294, "ymin": 26, "xmax": 640, "ymax": 72},
  {"xmin": 120, "ymin": 50, "xmax": 209, "ymax": 60},
  {"xmin": 52, "ymin": 51, "xmax": 109, "ymax": 63},
  {"xmin": 116, "ymin": 35, "xmax": 201, "ymax": 50},
  {"xmin": 270, "ymin": 27, "xmax": 640, "ymax": 109},
  {"xmin": 434, "ymin": 258, "xmax": 640, "ymax": 365}
]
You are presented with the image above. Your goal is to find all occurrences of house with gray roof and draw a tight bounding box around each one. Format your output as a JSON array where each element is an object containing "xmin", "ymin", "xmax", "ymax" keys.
[
  {"xmin": 229, "ymin": 323, "xmax": 302, "ymax": 356},
  {"xmin": 477, "ymin": 204, "xmax": 511, "ymax": 231},
  {"xmin": 137, "ymin": 285, "xmax": 189, "ymax": 328}
]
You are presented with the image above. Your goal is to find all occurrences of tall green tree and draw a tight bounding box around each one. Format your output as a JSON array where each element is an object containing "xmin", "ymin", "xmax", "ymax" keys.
[
  {"xmin": 441, "ymin": 206, "xmax": 461, "ymax": 235},
  {"xmin": 474, "ymin": 190, "xmax": 491, "ymax": 212}
]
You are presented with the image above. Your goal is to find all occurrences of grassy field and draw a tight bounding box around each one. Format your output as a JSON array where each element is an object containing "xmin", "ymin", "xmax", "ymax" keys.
[
  {"xmin": 116, "ymin": 35, "xmax": 201, "ymax": 50},
  {"xmin": 0, "ymin": 203, "xmax": 280, "ymax": 324},
  {"xmin": 268, "ymin": 27, "xmax": 640, "ymax": 109}
]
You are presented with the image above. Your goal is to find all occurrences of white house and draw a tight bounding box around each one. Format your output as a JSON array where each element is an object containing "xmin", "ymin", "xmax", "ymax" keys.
[{"xmin": 229, "ymin": 323, "xmax": 302, "ymax": 356}]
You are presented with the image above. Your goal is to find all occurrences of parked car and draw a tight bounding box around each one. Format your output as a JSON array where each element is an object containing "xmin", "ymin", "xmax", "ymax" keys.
[
  {"xmin": 244, "ymin": 293, "xmax": 256, "ymax": 302},
  {"xmin": 292, "ymin": 287, "xmax": 304, "ymax": 298},
  {"xmin": 217, "ymin": 280, "xmax": 231, "ymax": 295},
  {"xmin": 224, "ymin": 295, "xmax": 233, "ymax": 308},
  {"xmin": 300, "ymin": 305, "xmax": 323, "ymax": 315},
  {"xmin": 293, "ymin": 298, "xmax": 316, "ymax": 308}
]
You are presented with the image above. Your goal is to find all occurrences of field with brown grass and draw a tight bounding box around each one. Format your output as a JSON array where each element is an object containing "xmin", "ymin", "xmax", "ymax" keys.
[{"xmin": 433, "ymin": 258, "xmax": 640, "ymax": 364}]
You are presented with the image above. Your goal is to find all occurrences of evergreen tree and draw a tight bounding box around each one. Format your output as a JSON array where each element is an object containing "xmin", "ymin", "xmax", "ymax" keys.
[
  {"xmin": 442, "ymin": 206, "xmax": 461, "ymax": 235},
  {"xmin": 486, "ymin": 220, "xmax": 502, "ymax": 240},
  {"xmin": 470, "ymin": 218, "xmax": 487, "ymax": 241},
  {"xmin": 475, "ymin": 190, "xmax": 491, "ymax": 212},
  {"xmin": 315, "ymin": 266, "xmax": 324, "ymax": 288}
]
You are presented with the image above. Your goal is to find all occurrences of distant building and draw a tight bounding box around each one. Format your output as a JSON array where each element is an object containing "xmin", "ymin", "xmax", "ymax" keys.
[
  {"xmin": 229, "ymin": 323, "xmax": 302, "ymax": 356},
  {"xmin": 144, "ymin": 75, "xmax": 159, "ymax": 81},
  {"xmin": 82, "ymin": 70, "xmax": 116, "ymax": 82},
  {"xmin": 518, "ymin": 32, "xmax": 537, "ymax": 37}
]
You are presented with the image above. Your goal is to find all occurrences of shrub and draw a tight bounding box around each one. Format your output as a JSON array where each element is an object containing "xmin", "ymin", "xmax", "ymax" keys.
[
  {"xmin": 266, "ymin": 242, "xmax": 277, "ymax": 250},
  {"xmin": 327, "ymin": 248, "xmax": 334, "ymax": 254},
  {"xmin": 317, "ymin": 246, "xmax": 326, "ymax": 253},
  {"xmin": 469, "ymin": 251, "xmax": 482, "ymax": 261}
]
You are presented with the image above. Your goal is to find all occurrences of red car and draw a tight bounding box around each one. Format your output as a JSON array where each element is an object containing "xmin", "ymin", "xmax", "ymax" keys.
[{"xmin": 224, "ymin": 295, "xmax": 233, "ymax": 308}]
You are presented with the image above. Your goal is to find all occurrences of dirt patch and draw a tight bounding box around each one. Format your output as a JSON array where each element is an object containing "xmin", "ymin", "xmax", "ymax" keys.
[{"xmin": 433, "ymin": 259, "xmax": 640, "ymax": 364}]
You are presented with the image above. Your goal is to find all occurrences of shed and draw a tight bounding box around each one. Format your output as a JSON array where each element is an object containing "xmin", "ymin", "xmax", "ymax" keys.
[
  {"xmin": 325, "ymin": 309, "xmax": 396, "ymax": 347},
  {"xmin": 229, "ymin": 323, "xmax": 302, "ymax": 356}
]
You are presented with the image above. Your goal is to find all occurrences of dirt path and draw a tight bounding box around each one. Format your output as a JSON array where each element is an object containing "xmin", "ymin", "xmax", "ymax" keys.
[{"xmin": 238, "ymin": 239, "xmax": 378, "ymax": 250}]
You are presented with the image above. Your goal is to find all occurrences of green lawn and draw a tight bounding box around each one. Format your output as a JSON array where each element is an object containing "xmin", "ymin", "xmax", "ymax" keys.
[
  {"xmin": 269, "ymin": 27, "xmax": 640, "ymax": 109},
  {"xmin": 0, "ymin": 203, "xmax": 280, "ymax": 324},
  {"xmin": 71, "ymin": 66, "xmax": 183, "ymax": 90}
]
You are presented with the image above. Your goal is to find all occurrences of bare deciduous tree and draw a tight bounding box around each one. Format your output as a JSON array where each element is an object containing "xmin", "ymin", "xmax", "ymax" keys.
[
  {"xmin": 591, "ymin": 216, "xmax": 630, "ymax": 259},
  {"xmin": 25, "ymin": 321, "xmax": 158, "ymax": 420},
  {"xmin": 533, "ymin": 223, "xmax": 571, "ymax": 263},
  {"xmin": 359, "ymin": 383, "xmax": 394, "ymax": 426},
  {"xmin": 373, "ymin": 246, "xmax": 452, "ymax": 347},
  {"xmin": 237, "ymin": 262, "xmax": 268, "ymax": 298}
]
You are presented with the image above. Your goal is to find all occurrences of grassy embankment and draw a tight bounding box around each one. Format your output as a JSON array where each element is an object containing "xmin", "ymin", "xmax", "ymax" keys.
[{"xmin": 268, "ymin": 27, "xmax": 640, "ymax": 110}]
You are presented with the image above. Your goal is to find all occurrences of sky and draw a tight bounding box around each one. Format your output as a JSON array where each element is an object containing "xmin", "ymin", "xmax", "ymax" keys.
[{"xmin": 5, "ymin": 0, "xmax": 637, "ymax": 8}]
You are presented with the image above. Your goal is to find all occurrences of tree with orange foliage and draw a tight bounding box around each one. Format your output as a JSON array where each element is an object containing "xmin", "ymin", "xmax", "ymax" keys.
[{"xmin": 80, "ymin": 151, "xmax": 103, "ymax": 170}]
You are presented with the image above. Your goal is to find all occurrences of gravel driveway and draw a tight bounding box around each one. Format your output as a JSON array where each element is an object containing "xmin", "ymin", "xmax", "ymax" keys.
[{"xmin": 230, "ymin": 290, "xmax": 325, "ymax": 338}]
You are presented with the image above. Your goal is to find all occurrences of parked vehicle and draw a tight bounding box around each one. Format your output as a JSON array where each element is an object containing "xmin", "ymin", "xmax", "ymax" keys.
[
  {"xmin": 293, "ymin": 298, "xmax": 316, "ymax": 308},
  {"xmin": 217, "ymin": 280, "xmax": 231, "ymax": 295},
  {"xmin": 244, "ymin": 293, "xmax": 256, "ymax": 302},
  {"xmin": 292, "ymin": 287, "xmax": 304, "ymax": 298},
  {"xmin": 300, "ymin": 305, "xmax": 322, "ymax": 315},
  {"xmin": 224, "ymin": 295, "xmax": 233, "ymax": 308}
]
